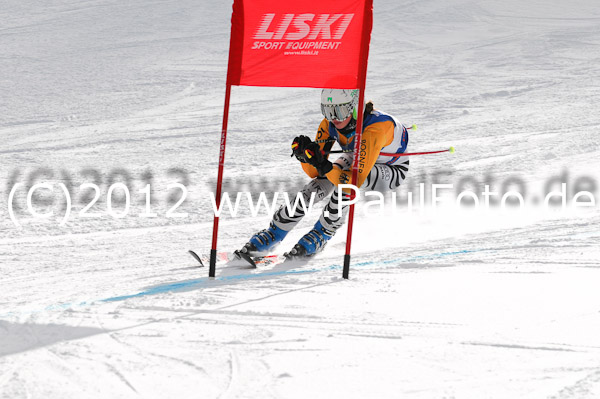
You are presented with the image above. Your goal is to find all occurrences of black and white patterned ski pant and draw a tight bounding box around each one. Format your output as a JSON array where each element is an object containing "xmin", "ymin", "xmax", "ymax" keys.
[{"xmin": 273, "ymin": 160, "xmax": 409, "ymax": 235}]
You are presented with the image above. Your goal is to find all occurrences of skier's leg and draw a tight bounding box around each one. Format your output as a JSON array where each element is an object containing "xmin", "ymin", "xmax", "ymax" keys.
[
  {"xmin": 362, "ymin": 160, "xmax": 409, "ymax": 192},
  {"xmin": 288, "ymin": 188, "xmax": 352, "ymax": 257},
  {"xmin": 287, "ymin": 160, "xmax": 409, "ymax": 257},
  {"xmin": 240, "ymin": 177, "xmax": 334, "ymax": 255},
  {"xmin": 272, "ymin": 177, "xmax": 334, "ymax": 232}
]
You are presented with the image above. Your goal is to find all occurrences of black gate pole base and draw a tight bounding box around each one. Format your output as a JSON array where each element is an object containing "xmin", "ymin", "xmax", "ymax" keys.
[
  {"xmin": 343, "ymin": 254, "xmax": 351, "ymax": 279},
  {"xmin": 209, "ymin": 249, "xmax": 217, "ymax": 277}
]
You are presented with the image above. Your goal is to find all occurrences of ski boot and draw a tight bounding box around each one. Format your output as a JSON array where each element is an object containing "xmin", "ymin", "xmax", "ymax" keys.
[
  {"xmin": 284, "ymin": 221, "xmax": 334, "ymax": 261},
  {"xmin": 237, "ymin": 222, "xmax": 289, "ymax": 259}
]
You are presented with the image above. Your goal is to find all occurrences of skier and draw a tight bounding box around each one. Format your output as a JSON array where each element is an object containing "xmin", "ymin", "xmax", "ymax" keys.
[{"xmin": 238, "ymin": 89, "xmax": 410, "ymax": 260}]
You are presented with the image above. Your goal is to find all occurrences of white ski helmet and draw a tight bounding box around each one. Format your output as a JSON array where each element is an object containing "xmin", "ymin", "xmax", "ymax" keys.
[{"xmin": 320, "ymin": 89, "xmax": 359, "ymax": 122}]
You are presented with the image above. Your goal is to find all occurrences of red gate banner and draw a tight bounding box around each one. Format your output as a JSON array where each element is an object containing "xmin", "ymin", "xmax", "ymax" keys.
[{"xmin": 227, "ymin": 0, "xmax": 373, "ymax": 88}]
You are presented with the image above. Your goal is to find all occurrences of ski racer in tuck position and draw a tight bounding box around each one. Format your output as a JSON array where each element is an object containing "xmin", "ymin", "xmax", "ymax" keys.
[{"xmin": 238, "ymin": 89, "xmax": 410, "ymax": 260}]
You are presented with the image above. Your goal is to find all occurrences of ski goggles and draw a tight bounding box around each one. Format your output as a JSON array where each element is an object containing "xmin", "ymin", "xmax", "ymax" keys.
[{"xmin": 321, "ymin": 102, "xmax": 354, "ymax": 122}]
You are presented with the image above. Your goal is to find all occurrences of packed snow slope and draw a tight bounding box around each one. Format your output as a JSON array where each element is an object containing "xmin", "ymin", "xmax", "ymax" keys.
[{"xmin": 1, "ymin": 0, "xmax": 599, "ymax": 398}]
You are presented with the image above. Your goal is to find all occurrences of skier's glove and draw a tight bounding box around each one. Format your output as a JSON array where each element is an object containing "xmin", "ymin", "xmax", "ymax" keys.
[
  {"xmin": 291, "ymin": 135, "xmax": 313, "ymax": 162},
  {"xmin": 304, "ymin": 142, "xmax": 333, "ymax": 176}
]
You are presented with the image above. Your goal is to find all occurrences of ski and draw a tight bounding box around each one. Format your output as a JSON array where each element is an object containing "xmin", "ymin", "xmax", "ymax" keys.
[
  {"xmin": 188, "ymin": 250, "xmax": 233, "ymax": 267},
  {"xmin": 188, "ymin": 249, "xmax": 205, "ymax": 266},
  {"xmin": 188, "ymin": 249, "xmax": 288, "ymax": 269},
  {"xmin": 239, "ymin": 252, "xmax": 288, "ymax": 268}
]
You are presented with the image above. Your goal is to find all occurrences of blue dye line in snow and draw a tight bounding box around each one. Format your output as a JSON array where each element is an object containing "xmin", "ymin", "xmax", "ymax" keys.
[
  {"xmin": 0, "ymin": 249, "xmax": 483, "ymax": 318},
  {"xmin": 101, "ymin": 267, "xmax": 318, "ymax": 302},
  {"xmin": 101, "ymin": 249, "xmax": 482, "ymax": 303}
]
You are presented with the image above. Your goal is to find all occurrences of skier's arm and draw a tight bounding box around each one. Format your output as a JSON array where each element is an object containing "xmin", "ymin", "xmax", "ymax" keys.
[
  {"xmin": 301, "ymin": 119, "xmax": 331, "ymax": 178},
  {"xmin": 324, "ymin": 120, "xmax": 395, "ymax": 187}
]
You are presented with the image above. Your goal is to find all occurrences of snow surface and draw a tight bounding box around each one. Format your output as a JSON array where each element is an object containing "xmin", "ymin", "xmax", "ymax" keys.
[{"xmin": 1, "ymin": 0, "xmax": 600, "ymax": 397}]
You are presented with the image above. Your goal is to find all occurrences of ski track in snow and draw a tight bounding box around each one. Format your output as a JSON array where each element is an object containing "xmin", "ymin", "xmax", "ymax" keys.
[{"xmin": 1, "ymin": 0, "xmax": 600, "ymax": 398}]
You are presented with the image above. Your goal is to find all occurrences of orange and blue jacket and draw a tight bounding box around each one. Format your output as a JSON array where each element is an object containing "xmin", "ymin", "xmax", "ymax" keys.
[{"xmin": 302, "ymin": 110, "xmax": 408, "ymax": 188}]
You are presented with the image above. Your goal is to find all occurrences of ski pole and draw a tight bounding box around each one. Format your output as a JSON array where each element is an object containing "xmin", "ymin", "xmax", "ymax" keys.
[{"xmin": 327, "ymin": 147, "xmax": 455, "ymax": 157}]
